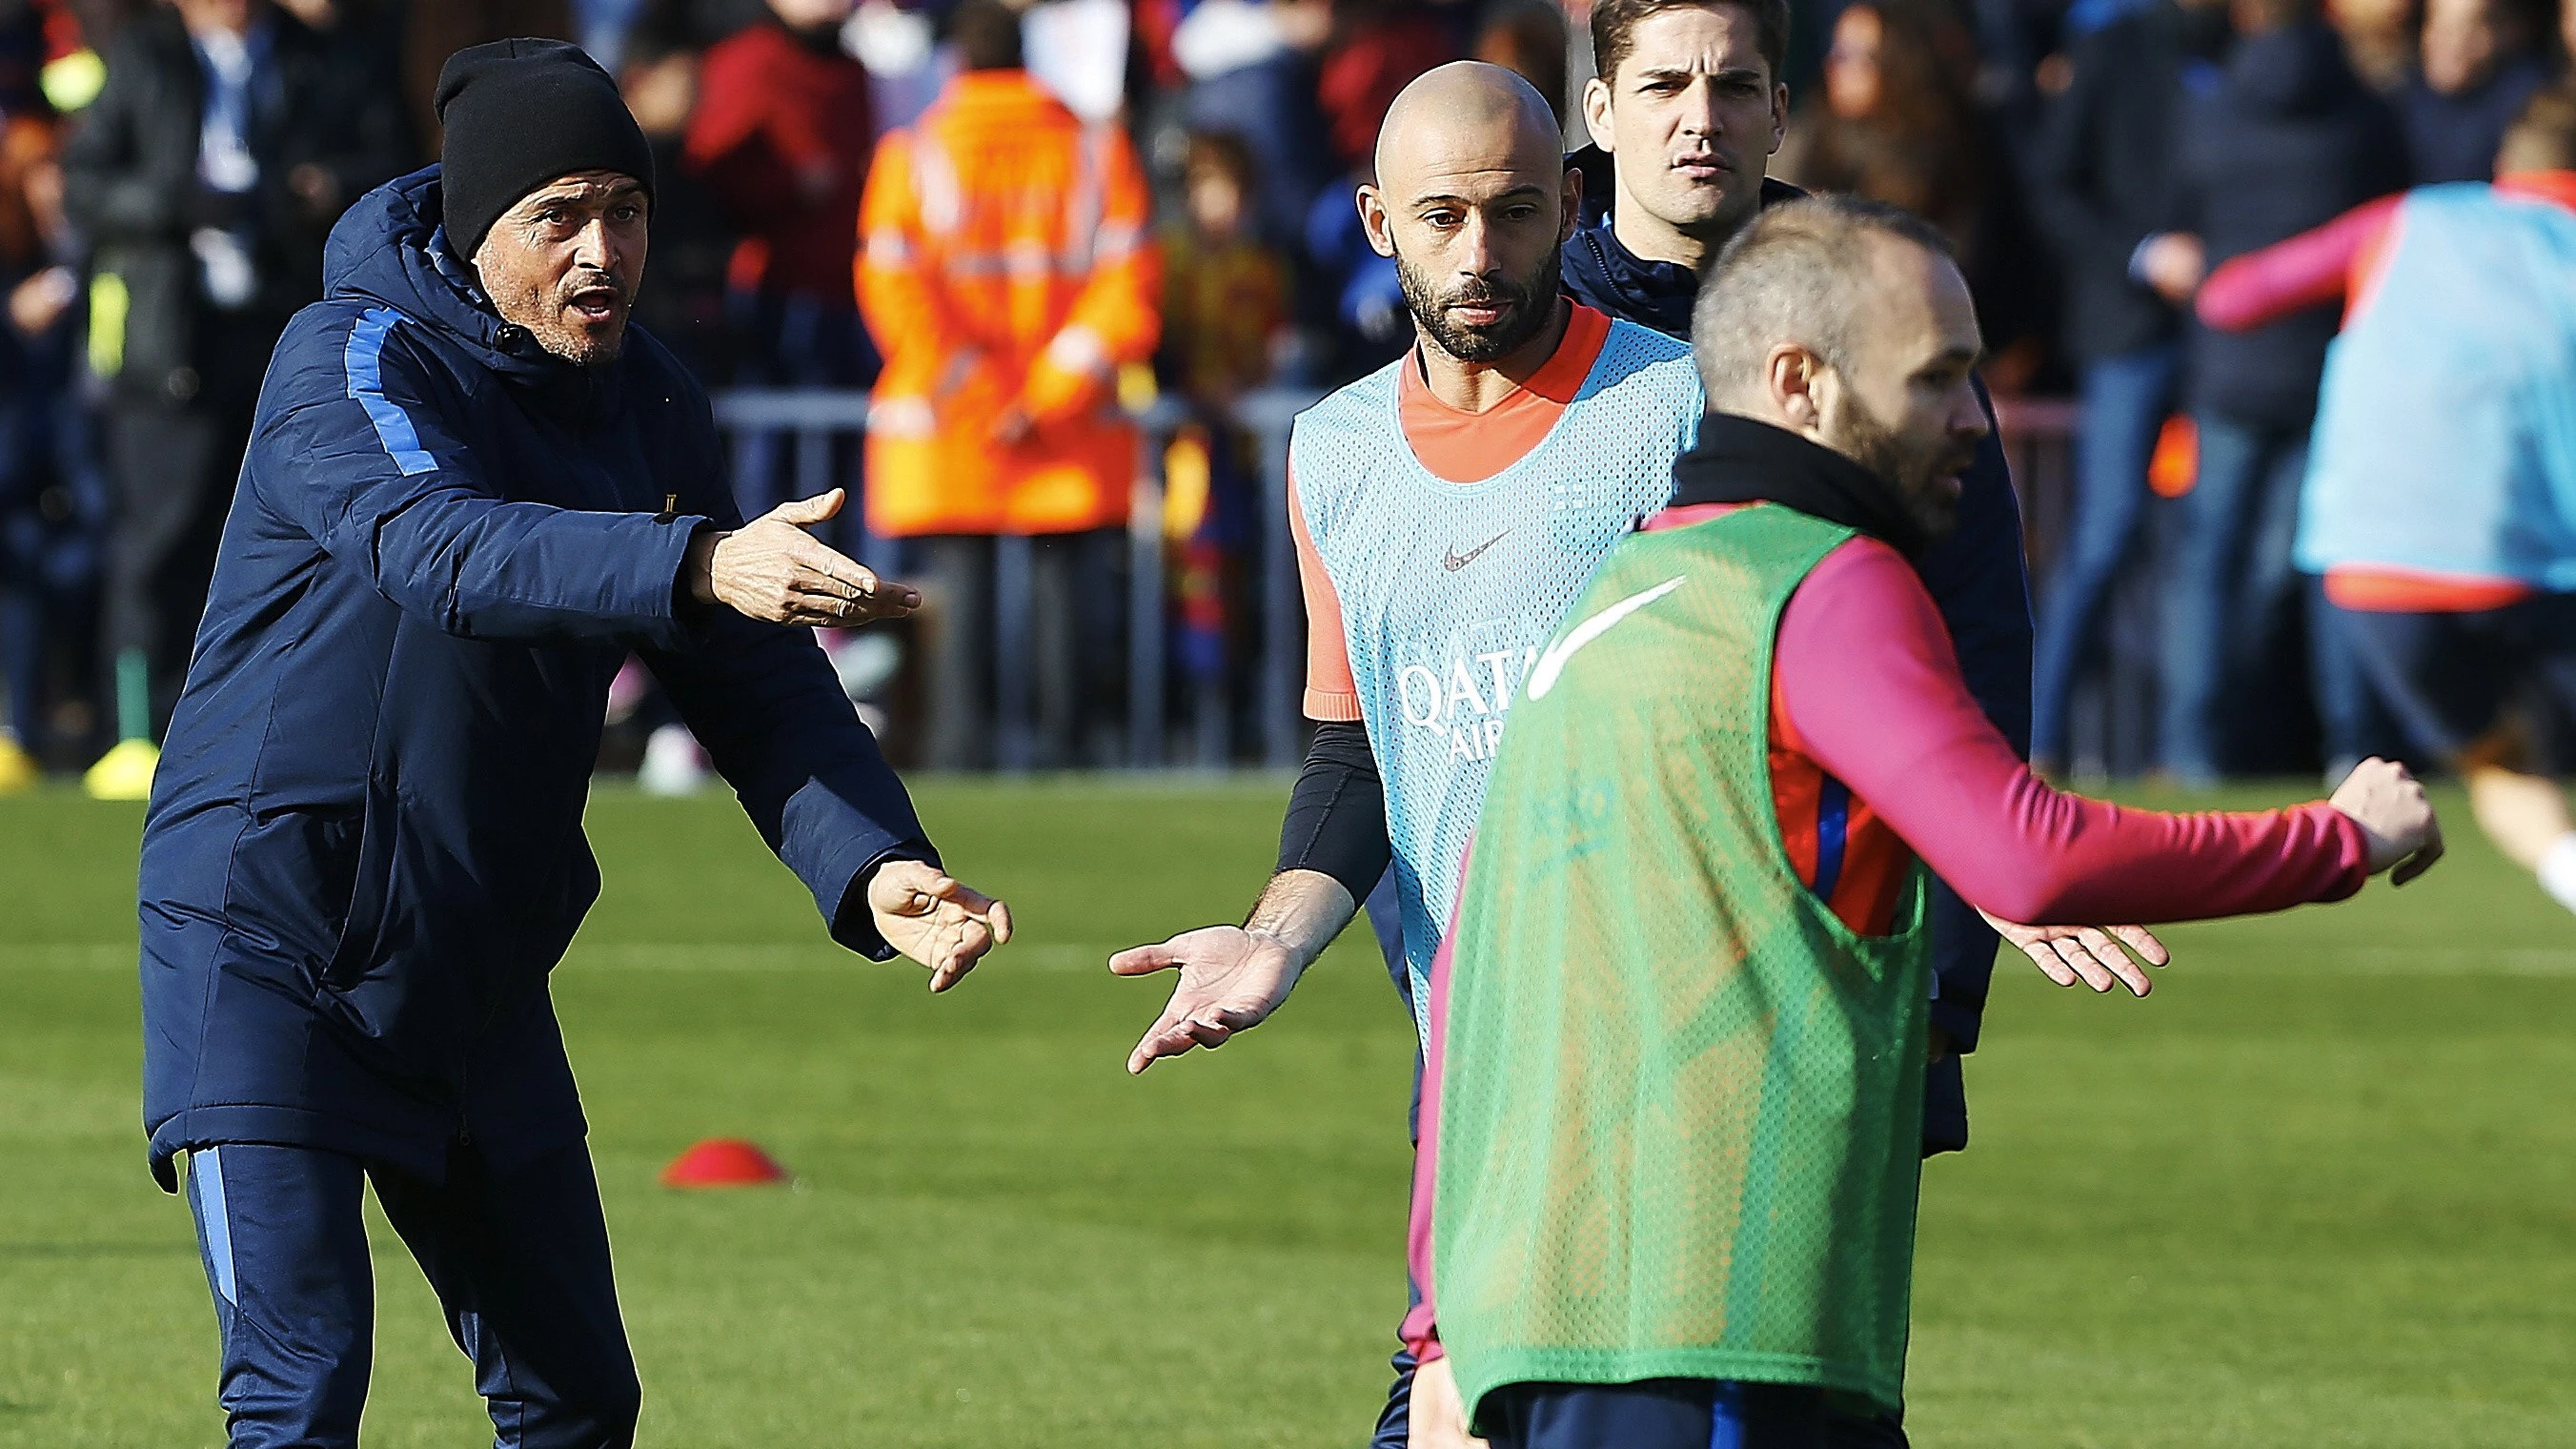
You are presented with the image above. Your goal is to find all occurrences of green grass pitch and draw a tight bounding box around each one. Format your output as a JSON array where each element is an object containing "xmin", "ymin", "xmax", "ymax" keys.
[{"xmin": 5, "ymin": 777, "xmax": 2575, "ymax": 1447}]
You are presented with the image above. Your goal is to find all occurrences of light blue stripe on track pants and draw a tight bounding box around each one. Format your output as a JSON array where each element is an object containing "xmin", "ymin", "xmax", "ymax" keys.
[{"xmin": 183, "ymin": 1140, "xmax": 639, "ymax": 1448}]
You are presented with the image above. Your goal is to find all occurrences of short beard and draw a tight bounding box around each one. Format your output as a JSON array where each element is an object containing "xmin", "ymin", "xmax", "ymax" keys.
[
  {"xmin": 497, "ymin": 274, "xmax": 630, "ymax": 369},
  {"xmin": 1394, "ymin": 240, "xmax": 1562, "ymax": 363},
  {"xmin": 1834, "ymin": 389, "xmax": 1972, "ymax": 541},
  {"xmin": 522, "ymin": 311, "xmax": 626, "ymax": 368}
]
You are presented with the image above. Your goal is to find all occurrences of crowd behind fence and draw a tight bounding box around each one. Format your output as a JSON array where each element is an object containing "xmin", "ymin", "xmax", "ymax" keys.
[
  {"xmin": 2, "ymin": 0, "xmax": 2570, "ymax": 789},
  {"xmin": 707, "ymin": 385, "xmax": 2139, "ymax": 775}
]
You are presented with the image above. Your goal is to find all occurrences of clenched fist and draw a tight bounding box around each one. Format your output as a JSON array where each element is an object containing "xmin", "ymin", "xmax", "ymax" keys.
[
  {"xmin": 2330, "ymin": 756, "xmax": 2444, "ymax": 885},
  {"xmin": 683, "ymin": 489, "xmax": 921, "ymax": 627}
]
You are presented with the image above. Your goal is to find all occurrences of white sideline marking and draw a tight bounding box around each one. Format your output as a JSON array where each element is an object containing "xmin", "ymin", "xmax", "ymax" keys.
[
  {"xmin": 2326, "ymin": 948, "xmax": 2576, "ymax": 977},
  {"xmin": 16, "ymin": 943, "xmax": 2565, "ymax": 978},
  {"xmin": 0, "ymin": 945, "xmax": 131, "ymax": 969},
  {"xmin": 557, "ymin": 944, "xmax": 1113, "ymax": 972},
  {"xmin": 0, "ymin": 943, "xmax": 1114, "ymax": 972}
]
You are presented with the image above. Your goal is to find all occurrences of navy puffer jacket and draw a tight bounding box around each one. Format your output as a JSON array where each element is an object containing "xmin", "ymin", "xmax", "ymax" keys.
[{"xmin": 138, "ymin": 166, "xmax": 934, "ymax": 1189}]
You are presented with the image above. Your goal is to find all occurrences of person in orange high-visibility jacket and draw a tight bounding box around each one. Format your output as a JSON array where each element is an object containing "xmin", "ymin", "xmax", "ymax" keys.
[
  {"xmin": 856, "ymin": 4, "xmax": 1160, "ymax": 540},
  {"xmin": 857, "ymin": 0, "xmax": 1159, "ymax": 768}
]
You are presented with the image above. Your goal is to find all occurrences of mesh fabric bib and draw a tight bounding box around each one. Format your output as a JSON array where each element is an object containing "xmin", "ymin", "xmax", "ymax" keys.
[
  {"xmin": 1289, "ymin": 320, "xmax": 1701, "ymax": 1040},
  {"xmin": 1434, "ymin": 504, "xmax": 1931, "ymax": 1421}
]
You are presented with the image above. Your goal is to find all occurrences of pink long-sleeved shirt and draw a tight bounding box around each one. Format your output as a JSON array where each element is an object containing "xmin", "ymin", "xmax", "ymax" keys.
[{"xmin": 1400, "ymin": 506, "xmax": 2371, "ymax": 1361}]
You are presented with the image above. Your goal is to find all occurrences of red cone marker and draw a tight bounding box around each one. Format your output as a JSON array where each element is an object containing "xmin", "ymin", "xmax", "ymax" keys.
[{"xmin": 660, "ymin": 1138, "xmax": 792, "ymax": 1188}]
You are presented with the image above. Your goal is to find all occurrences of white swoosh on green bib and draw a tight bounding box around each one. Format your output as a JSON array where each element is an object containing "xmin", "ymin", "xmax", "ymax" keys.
[{"xmin": 1525, "ymin": 576, "xmax": 1688, "ymax": 701}]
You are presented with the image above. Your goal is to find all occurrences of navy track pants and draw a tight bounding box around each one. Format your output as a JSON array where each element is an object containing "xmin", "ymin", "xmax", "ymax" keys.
[
  {"xmin": 182, "ymin": 1140, "xmax": 639, "ymax": 1449},
  {"xmin": 1479, "ymin": 1379, "xmax": 1908, "ymax": 1449}
]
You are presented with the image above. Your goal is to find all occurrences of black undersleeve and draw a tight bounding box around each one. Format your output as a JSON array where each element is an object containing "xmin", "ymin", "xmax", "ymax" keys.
[{"xmin": 1274, "ymin": 720, "xmax": 1392, "ymax": 900}]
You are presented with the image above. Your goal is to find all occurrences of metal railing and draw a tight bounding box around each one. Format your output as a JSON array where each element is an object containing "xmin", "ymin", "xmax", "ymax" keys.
[
  {"xmin": 1235, "ymin": 388, "xmax": 1329, "ymax": 767},
  {"xmin": 708, "ymin": 386, "xmax": 1324, "ymax": 771},
  {"xmin": 711, "ymin": 387, "xmax": 2150, "ymax": 776},
  {"xmin": 1994, "ymin": 398, "xmax": 2161, "ymax": 778}
]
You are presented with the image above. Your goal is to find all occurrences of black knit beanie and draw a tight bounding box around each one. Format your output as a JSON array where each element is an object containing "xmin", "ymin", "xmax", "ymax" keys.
[{"xmin": 435, "ymin": 39, "xmax": 655, "ymax": 261}]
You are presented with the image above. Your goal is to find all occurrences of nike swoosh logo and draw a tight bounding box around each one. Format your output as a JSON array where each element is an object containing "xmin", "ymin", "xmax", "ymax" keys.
[
  {"xmin": 1525, "ymin": 577, "xmax": 1687, "ymax": 701},
  {"xmin": 1443, "ymin": 530, "xmax": 1511, "ymax": 572}
]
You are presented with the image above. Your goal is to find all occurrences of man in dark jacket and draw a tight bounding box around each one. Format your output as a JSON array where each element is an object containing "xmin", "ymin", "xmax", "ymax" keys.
[
  {"xmin": 1559, "ymin": 0, "xmax": 2049, "ymax": 1167},
  {"xmin": 2404, "ymin": 0, "xmax": 2548, "ymax": 184},
  {"xmin": 63, "ymin": 0, "xmax": 411, "ymax": 798},
  {"xmin": 2163, "ymin": 0, "xmax": 2406, "ymax": 782},
  {"xmin": 2023, "ymin": 0, "xmax": 2227, "ymax": 777},
  {"xmin": 138, "ymin": 40, "xmax": 1011, "ymax": 1449}
]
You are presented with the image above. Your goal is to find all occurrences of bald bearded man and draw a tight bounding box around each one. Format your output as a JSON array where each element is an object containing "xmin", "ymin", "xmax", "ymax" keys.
[{"xmin": 1105, "ymin": 63, "xmax": 1709, "ymax": 1447}]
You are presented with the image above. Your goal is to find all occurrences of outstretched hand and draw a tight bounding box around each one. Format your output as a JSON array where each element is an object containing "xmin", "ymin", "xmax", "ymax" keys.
[
  {"xmin": 1107, "ymin": 926, "xmax": 1304, "ymax": 1074},
  {"xmin": 1980, "ymin": 908, "xmax": 2169, "ymax": 996},
  {"xmin": 869, "ymin": 859, "xmax": 1012, "ymax": 992},
  {"xmin": 684, "ymin": 489, "xmax": 922, "ymax": 627}
]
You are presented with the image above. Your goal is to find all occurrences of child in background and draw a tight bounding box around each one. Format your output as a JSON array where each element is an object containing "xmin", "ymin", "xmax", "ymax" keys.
[
  {"xmin": 1157, "ymin": 131, "xmax": 1288, "ymax": 760},
  {"xmin": 1161, "ymin": 131, "xmax": 1289, "ymax": 409}
]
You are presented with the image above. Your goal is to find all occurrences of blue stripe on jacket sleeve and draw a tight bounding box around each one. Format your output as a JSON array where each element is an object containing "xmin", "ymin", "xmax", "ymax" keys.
[
  {"xmin": 1813, "ymin": 775, "xmax": 1850, "ymax": 906},
  {"xmin": 343, "ymin": 307, "xmax": 437, "ymax": 477}
]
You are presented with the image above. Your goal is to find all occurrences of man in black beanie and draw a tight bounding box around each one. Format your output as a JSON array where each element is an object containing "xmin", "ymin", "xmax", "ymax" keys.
[
  {"xmin": 136, "ymin": 38, "xmax": 1012, "ymax": 1449},
  {"xmin": 436, "ymin": 37, "xmax": 660, "ymax": 366}
]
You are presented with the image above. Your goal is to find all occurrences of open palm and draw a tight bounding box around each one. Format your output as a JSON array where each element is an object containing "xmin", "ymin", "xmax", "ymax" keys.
[{"xmin": 1106, "ymin": 926, "xmax": 1303, "ymax": 1073}]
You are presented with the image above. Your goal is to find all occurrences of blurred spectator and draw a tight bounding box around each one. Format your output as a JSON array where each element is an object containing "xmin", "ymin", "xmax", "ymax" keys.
[
  {"xmin": 2402, "ymin": 0, "xmax": 2547, "ymax": 181},
  {"xmin": 0, "ymin": 1, "xmax": 46, "ymax": 113},
  {"xmin": 2161, "ymin": 0, "xmax": 2406, "ymax": 781},
  {"xmin": 857, "ymin": 0, "xmax": 1159, "ymax": 768},
  {"xmin": 1174, "ymin": 0, "xmax": 1364, "ymax": 373},
  {"xmin": 1964, "ymin": 0, "xmax": 2058, "ymax": 135},
  {"xmin": 401, "ymin": 0, "xmax": 573, "ymax": 154},
  {"xmin": 1780, "ymin": 2, "xmax": 1985, "ymax": 242},
  {"xmin": 1024, "ymin": 0, "xmax": 1131, "ymax": 123},
  {"xmin": 1472, "ymin": 0, "xmax": 1566, "ymax": 117},
  {"xmin": 2024, "ymin": 0, "xmax": 2227, "ymax": 772},
  {"xmin": 683, "ymin": 0, "xmax": 874, "ymax": 396},
  {"xmin": 1159, "ymin": 133, "xmax": 1286, "ymax": 753},
  {"xmin": 620, "ymin": 30, "xmax": 736, "ymax": 381},
  {"xmin": 847, "ymin": 0, "xmax": 943, "ymax": 133},
  {"xmin": 1775, "ymin": 0, "xmax": 2046, "ymax": 387},
  {"xmin": 2331, "ymin": 0, "xmax": 2419, "ymax": 92},
  {"xmin": 585, "ymin": 10, "xmax": 751, "ymax": 798},
  {"xmin": 271, "ymin": 1, "xmax": 414, "ymax": 192},
  {"xmin": 1304, "ymin": 167, "xmax": 1405, "ymax": 349},
  {"xmin": 35, "ymin": 1, "xmax": 151, "ymax": 115},
  {"xmin": 0, "ymin": 111, "xmax": 98, "ymax": 787},
  {"xmin": 576, "ymin": 0, "xmax": 651, "ymax": 69},
  {"xmin": 1177, "ymin": 0, "xmax": 1336, "ymax": 247},
  {"xmin": 633, "ymin": 0, "xmax": 771, "ymax": 51},
  {"xmin": 1161, "ymin": 131, "xmax": 1288, "ymax": 407},
  {"xmin": 1316, "ymin": 0, "xmax": 1458, "ymax": 172},
  {"xmin": 63, "ymin": 0, "xmax": 408, "ymax": 793}
]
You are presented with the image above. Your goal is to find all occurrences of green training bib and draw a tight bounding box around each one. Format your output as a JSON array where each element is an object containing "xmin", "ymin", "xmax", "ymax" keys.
[{"xmin": 1435, "ymin": 503, "xmax": 1931, "ymax": 1422}]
